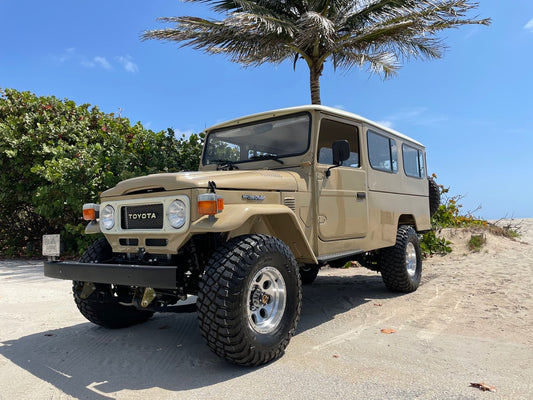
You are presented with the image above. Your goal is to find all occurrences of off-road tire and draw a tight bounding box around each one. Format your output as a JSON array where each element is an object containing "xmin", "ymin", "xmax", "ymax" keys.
[
  {"xmin": 428, "ymin": 177, "xmax": 441, "ymax": 217},
  {"xmin": 380, "ymin": 226, "xmax": 422, "ymax": 293},
  {"xmin": 197, "ymin": 234, "xmax": 301, "ymax": 366},
  {"xmin": 73, "ymin": 237, "xmax": 154, "ymax": 329},
  {"xmin": 299, "ymin": 264, "xmax": 319, "ymax": 285}
]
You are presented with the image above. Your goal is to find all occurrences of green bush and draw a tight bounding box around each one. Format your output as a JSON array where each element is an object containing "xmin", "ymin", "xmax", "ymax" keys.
[
  {"xmin": 420, "ymin": 229, "xmax": 452, "ymax": 256},
  {"xmin": 0, "ymin": 88, "xmax": 204, "ymax": 257},
  {"xmin": 420, "ymin": 176, "xmax": 492, "ymax": 256},
  {"xmin": 430, "ymin": 188, "xmax": 487, "ymax": 229},
  {"xmin": 467, "ymin": 234, "xmax": 486, "ymax": 252}
]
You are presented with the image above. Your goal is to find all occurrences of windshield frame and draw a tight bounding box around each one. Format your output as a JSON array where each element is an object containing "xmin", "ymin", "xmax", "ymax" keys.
[{"xmin": 202, "ymin": 112, "xmax": 312, "ymax": 168}]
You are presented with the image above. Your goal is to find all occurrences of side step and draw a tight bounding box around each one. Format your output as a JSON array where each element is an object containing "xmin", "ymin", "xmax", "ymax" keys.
[{"xmin": 317, "ymin": 249, "xmax": 364, "ymax": 264}]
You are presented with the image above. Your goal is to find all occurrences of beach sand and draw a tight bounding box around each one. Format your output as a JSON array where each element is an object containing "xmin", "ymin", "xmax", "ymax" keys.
[{"xmin": 0, "ymin": 220, "xmax": 531, "ymax": 399}]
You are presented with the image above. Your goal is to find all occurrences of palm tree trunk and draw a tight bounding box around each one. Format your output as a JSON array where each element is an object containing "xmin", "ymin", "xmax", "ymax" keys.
[{"xmin": 309, "ymin": 63, "xmax": 322, "ymax": 105}]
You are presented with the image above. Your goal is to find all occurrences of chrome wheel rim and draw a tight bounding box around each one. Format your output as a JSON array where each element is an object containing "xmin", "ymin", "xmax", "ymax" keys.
[
  {"xmin": 246, "ymin": 266, "xmax": 286, "ymax": 334},
  {"xmin": 405, "ymin": 242, "xmax": 417, "ymax": 277}
]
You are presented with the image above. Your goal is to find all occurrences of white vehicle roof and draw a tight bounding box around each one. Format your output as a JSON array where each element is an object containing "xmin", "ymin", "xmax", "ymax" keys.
[{"xmin": 207, "ymin": 105, "xmax": 424, "ymax": 148}]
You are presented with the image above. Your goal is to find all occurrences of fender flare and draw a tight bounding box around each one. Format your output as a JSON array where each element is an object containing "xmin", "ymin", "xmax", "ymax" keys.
[{"xmin": 190, "ymin": 204, "xmax": 317, "ymax": 264}]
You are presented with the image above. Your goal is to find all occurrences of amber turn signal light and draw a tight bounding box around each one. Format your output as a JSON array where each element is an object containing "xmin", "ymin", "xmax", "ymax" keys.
[
  {"xmin": 198, "ymin": 193, "xmax": 224, "ymax": 215},
  {"xmin": 82, "ymin": 203, "xmax": 99, "ymax": 221}
]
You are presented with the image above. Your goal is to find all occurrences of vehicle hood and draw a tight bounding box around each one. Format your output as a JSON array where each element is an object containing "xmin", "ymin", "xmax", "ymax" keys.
[{"xmin": 101, "ymin": 170, "xmax": 302, "ymax": 197}]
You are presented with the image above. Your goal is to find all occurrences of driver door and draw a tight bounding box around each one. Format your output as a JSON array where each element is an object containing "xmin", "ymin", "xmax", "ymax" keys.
[{"xmin": 316, "ymin": 118, "xmax": 369, "ymax": 241}]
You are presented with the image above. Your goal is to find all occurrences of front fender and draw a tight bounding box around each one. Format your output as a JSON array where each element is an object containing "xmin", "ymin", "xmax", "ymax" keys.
[{"xmin": 190, "ymin": 204, "xmax": 317, "ymax": 264}]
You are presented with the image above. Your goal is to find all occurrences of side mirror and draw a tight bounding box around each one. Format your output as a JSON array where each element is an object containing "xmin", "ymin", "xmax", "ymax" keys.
[
  {"xmin": 326, "ymin": 140, "xmax": 351, "ymax": 178},
  {"xmin": 332, "ymin": 140, "xmax": 350, "ymax": 166}
]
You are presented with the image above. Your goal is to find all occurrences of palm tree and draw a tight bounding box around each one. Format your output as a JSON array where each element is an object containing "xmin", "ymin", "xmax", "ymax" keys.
[{"xmin": 142, "ymin": 0, "xmax": 490, "ymax": 105}]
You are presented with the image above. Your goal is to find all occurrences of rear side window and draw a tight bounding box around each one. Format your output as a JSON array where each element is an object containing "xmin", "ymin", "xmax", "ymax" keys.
[
  {"xmin": 367, "ymin": 130, "xmax": 398, "ymax": 173},
  {"xmin": 403, "ymin": 144, "xmax": 426, "ymax": 178}
]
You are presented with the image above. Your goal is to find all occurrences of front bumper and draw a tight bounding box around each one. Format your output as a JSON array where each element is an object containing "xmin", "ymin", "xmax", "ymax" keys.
[{"xmin": 44, "ymin": 261, "xmax": 178, "ymax": 289}]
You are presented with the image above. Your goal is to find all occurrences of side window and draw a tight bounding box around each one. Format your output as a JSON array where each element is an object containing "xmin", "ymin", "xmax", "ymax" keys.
[
  {"xmin": 418, "ymin": 150, "xmax": 426, "ymax": 178},
  {"xmin": 403, "ymin": 144, "xmax": 426, "ymax": 178},
  {"xmin": 317, "ymin": 119, "xmax": 360, "ymax": 168},
  {"xmin": 367, "ymin": 130, "xmax": 398, "ymax": 173}
]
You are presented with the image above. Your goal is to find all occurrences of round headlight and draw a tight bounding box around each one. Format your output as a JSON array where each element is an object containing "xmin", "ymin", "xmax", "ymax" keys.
[
  {"xmin": 101, "ymin": 205, "xmax": 115, "ymax": 230},
  {"xmin": 167, "ymin": 200, "xmax": 186, "ymax": 229}
]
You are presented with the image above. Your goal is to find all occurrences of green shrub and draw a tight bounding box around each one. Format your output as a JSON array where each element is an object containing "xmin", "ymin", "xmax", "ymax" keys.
[
  {"xmin": 420, "ymin": 175, "xmax": 501, "ymax": 256},
  {"xmin": 467, "ymin": 234, "xmax": 486, "ymax": 252},
  {"xmin": 0, "ymin": 88, "xmax": 204, "ymax": 257},
  {"xmin": 421, "ymin": 176, "xmax": 520, "ymax": 256},
  {"xmin": 421, "ymin": 176, "xmax": 478, "ymax": 256},
  {"xmin": 420, "ymin": 229, "xmax": 452, "ymax": 256},
  {"xmin": 431, "ymin": 190, "xmax": 487, "ymax": 229}
]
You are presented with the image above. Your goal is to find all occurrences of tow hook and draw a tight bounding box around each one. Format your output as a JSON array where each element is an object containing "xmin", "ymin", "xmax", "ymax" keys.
[
  {"xmin": 141, "ymin": 287, "xmax": 156, "ymax": 308},
  {"xmin": 137, "ymin": 247, "xmax": 147, "ymax": 262},
  {"xmin": 80, "ymin": 282, "xmax": 96, "ymax": 299}
]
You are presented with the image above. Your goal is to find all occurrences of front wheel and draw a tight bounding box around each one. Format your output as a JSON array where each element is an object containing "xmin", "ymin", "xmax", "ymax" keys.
[
  {"xmin": 380, "ymin": 226, "xmax": 422, "ymax": 293},
  {"xmin": 197, "ymin": 234, "xmax": 302, "ymax": 366}
]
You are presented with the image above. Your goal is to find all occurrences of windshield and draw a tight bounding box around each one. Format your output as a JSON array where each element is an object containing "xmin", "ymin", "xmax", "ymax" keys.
[{"xmin": 203, "ymin": 113, "xmax": 311, "ymax": 167}]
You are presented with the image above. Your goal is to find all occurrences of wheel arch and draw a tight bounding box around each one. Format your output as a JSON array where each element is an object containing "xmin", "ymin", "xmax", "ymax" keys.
[
  {"xmin": 398, "ymin": 212, "xmax": 433, "ymax": 233},
  {"xmin": 398, "ymin": 214, "xmax": 416, "ymax": 229},
  {"xmin": 190, "ymin": 204, "xmax": 317, "ymax": 264}
]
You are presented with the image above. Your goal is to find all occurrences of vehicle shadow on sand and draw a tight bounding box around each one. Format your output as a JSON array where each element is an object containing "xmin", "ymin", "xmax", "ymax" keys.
[{"xmin": 0, "ymin": 271, "xmax": 400, "ymax": 399}]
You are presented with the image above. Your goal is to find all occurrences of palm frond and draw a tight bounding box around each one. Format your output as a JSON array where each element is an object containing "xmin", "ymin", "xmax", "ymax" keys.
[
  {"xmin": 295, "ymin": 11, "xmax": 337, "ymax": 51},
  {"xmin": 144, "ymin": 0, "xmax": 491, "ymax": 103},
  {"xmin": 333, "ymin": 47, "xmax": 400, "ymax": 78},
  {"xmin": 143, "ymin": 14, "xmax": 294, "ymax": 65}
]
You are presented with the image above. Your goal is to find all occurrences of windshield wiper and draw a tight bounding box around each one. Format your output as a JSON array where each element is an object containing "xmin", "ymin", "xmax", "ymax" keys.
[
  {"xmin": 249, "ymin": 154, "xmax": 284, "ymax": 164},
  {"xmin": 210, "ymin": 159, "xmax": 239, "ymax": 171}
]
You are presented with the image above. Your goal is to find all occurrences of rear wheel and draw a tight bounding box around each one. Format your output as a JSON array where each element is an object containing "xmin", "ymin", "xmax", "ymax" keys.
[
  {"xmin": 197, "ymin": 234, "xmax": 301, "ymax": 366},
  {"xmin": 73, "ymin": 238, "xmax": 153, "ymax": 329},
  {"xmin": 380, "ymin": 226, "xmax": 422, "ymax": 293}
]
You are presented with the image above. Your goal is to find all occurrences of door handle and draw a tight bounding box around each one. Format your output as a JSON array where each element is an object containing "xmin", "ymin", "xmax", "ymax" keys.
[{"xmin": 357, "ymin": 192, "xmax": 366, "ymax": 199}]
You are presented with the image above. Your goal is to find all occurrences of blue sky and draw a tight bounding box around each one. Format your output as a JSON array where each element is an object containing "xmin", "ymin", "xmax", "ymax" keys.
[{"xmin": 1, "ymin": 1, "xmax": 532, "ymax": 219}]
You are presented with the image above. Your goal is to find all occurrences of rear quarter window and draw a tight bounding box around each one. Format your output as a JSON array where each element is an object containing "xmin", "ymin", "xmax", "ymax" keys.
[
  {"xmin": 402, "ymin": 144, "xmax": 426, "ymax": 179},
  {"xmin": 367, "ymin": 130, "xmax": 398, "ymax": 173}
]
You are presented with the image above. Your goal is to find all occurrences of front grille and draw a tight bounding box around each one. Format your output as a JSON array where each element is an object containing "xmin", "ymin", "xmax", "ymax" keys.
[{"xmin": 121, "ymin": 204, "xmax": 164, "ymax": 229}]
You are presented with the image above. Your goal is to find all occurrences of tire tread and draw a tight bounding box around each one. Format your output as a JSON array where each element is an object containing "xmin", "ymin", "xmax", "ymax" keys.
[
  {"xmin": 197, "ymin": 234, "xmax": 301, "ymax": 366},
  {"xmin": 380, "ymin": 226, "xmax": 422, "ymax": 293}
]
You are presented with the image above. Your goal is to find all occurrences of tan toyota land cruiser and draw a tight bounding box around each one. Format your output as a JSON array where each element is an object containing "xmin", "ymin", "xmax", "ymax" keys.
[{"xmin": 44, "ymin": 105, "xmax": 440, "ymax": 366}]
